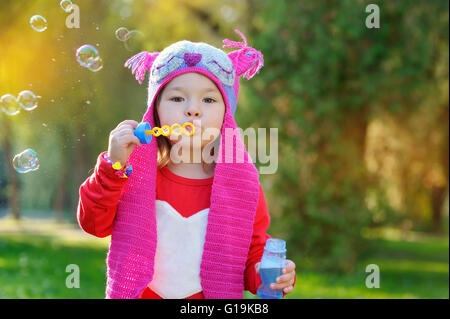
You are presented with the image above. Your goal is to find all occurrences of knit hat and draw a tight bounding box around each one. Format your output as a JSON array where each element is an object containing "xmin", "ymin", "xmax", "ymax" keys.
[{"xmin": 105, "ymin": 29, "xmax": 265, "ymax": 299}]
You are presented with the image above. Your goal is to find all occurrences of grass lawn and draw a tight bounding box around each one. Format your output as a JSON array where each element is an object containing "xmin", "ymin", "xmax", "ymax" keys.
[{"xmin": 0, "ymin": 218, "xmax": 448, "ymax": 299}]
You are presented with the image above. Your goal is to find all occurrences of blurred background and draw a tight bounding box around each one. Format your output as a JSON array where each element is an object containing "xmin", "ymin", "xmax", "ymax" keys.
[{"xmin": 0, "ymin": 0, "xmax": 448, "ymax": 299}]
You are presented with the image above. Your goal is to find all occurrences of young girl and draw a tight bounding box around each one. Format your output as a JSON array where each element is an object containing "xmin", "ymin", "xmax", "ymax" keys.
[{"xmin": 77, "ymin": 29, "xmax": 296, "ymax": 299}]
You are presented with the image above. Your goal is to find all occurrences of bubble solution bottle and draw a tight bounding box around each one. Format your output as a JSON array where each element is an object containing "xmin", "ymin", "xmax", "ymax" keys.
[{"xmin": 257, "ymin": 238, "xmax": 287, "ymax": 299}]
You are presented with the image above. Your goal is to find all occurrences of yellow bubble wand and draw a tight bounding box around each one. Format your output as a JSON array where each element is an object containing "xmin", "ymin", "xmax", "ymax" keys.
[{"xmin": 134, "ymin": 122, "xmax": 195, "ymax": 144}]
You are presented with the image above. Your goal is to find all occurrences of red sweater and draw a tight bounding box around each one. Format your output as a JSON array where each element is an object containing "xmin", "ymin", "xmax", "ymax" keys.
[{"xmin": 78, "ymin": 152, "xmax": 292, "ymax": 299}]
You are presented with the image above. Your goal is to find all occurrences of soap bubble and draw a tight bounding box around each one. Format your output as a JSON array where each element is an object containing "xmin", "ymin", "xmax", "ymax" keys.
[
  {"xmin": 12, "ymin": 149, "xmax": 40, "ymax": 174},
  {"xmin": 18, "ymin": 90, "xmax": 39, "ymax": 111},
  {"xmin": 88, "ymin": 57, "xmax": 103, "ymax": 72},
  {"xmin": 76, "ymin": 45, "xmax": 99, "ymax": 68},
  {"xmin": 60, "ymin": 0, "xmax": 73, "ymax": 12},
  {"xmin": 124, "ymin": 30, "xmax": 144, "ymax": 52},
  {"xmin": 1, "ymin": 94, "xmax": 20, "ymax": 116},
  {"xmin": 115, "ymin": 27, "xmax": 129, "ymax": 41},
  {"xmin": 30, "ymin": 15, "xmax": 47, "ymax": 32},
  {"xmin": 76, "ymin": 45, "xmax": 103, "ymax": 71}
]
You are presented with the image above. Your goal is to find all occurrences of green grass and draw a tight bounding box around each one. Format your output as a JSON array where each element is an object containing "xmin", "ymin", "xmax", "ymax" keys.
[
  {"xmin": 279, "ymin": 238, "xmax": 449, "ymax": 299},
  {"xmin": 0, "ymin": 218, "xmax": 109, "ymax": 299},
  {"xmin": 0, "ymin": 234, "xmax": 108, "ymax": 298},
  {"xmin": 0, "ymin": 218, "xmax": 448, "ymax": 299}
]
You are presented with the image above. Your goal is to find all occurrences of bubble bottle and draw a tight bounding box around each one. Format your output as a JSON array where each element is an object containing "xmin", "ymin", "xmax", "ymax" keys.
[{"xmin": 257, "ymin": 238, "xmax": 286, "ymax": 299}]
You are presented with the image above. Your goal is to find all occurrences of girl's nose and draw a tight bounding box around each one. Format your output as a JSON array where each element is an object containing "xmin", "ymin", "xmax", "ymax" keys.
[
  {"xmin": 185, "ymin": 99, "xmax": 202, "ymax": 117},
  {"xmin": 186, "ymin": 110, "xmax": 200, "ymax": 117}
]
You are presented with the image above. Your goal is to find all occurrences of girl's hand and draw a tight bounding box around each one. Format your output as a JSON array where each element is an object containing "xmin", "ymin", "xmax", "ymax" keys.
[
  {"xmin": 107, "ymin": 120, "xmax": 142, "ymax": 166},
  {"xmin": 255, "ymin": 259, "xmax": 296, "ymax": 296}
]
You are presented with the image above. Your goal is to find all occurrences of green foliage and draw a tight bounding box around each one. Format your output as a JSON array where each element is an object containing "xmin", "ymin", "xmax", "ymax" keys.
[{"xmin": 245, "ymin": 0, "xmax": 449, "ymax": 272}]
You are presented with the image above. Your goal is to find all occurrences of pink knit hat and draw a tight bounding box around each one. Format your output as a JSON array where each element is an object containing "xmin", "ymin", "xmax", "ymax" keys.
[{"xmin": 105, "ymin": 29, "xmax": 264, "ymax": 299}]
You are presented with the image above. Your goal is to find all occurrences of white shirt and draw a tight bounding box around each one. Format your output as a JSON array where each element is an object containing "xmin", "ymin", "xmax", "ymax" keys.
[{"xmin": 148, "ymin": 200, "xmax": 209, "ymax": 298}]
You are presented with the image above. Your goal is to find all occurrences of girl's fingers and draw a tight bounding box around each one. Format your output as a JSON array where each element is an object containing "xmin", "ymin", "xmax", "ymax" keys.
[
  {"xmin": 271, "ymin": 282, "xmax": 293, "ymax": 290},
  {"xmin": 119, "ymin": 135, "xmax": 141, "ymax": 147},
  {"xmin": 117, "ymin": 120, "xmax": 139, "ymax": 130},
  {"xmin": 111, "ymin": 125, "xmax": 135, "ymax": 137},
  {"xmin": 117, "ymin": 125, "xmax": 136, "ymax": 133},
  {"xmin": 283, "ymin": 286, "xmax": 293, "ymax": 294},
  {"xmin": 273, "ymin": 270, "xmax": 296, "ymax": 290},
  {"xmin": 282, "ymin": 260, "xmax": 296, "ymax": 274},
  {"xmin": 274, "ymin": 260, "xmax": 296, "ymax": 285},
  {"xmin": 276, "ymin": 272, "xmax": 295, "ymax": 284},
  {"xmin": 111, "ymin": 121, "xmax": 139, "ymax": 137},
  {"xmin": 271, "ymin": 275, "xmax": 295, "ymax": 290},
  {"xmin": 255, "ymin": 262, "xmax": 260, "ymax": 274},
  {"xmin": 117, "ymin": 128, "xmax": 135, "ymax": 136}
]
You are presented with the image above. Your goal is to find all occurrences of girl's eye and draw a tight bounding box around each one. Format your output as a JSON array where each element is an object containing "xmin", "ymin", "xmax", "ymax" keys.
[
  {"xmin": 169, "ymin": 97, "xmax": 216, "ymax": 103},
  {"xmin": 203, "ymin": 97, "xmax": 216, "ymax": 103}
]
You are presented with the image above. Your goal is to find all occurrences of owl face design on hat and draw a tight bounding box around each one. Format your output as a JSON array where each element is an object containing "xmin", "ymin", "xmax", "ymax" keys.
[
  {"xmin": 125, "ymin": 29, "xmax": 264, "ymax": 118},
  {"xmin": 150, "ymin": 40, "xmax": 236, "ymax": 87}
]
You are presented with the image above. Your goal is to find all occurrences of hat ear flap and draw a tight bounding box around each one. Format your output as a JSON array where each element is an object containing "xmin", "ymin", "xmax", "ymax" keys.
[
  {"xmin": 223, "ymin": 29, "xmax": 264, "ymax": 80},
  {"xmin": 124, "ymin": 51, "xmax": 160, "ymax": 85}
]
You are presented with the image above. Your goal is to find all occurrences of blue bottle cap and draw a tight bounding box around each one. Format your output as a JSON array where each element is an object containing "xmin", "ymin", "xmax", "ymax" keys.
[
  {"xmin": 264, "ymin": 238, "xmax": 286, "ymax": 253},
  {"xmin": 134, "ymin": 122, "xmax": 152, "ymax": 144}
]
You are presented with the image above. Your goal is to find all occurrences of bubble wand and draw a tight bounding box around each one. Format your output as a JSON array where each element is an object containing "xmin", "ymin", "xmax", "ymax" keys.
[{"xmin": 134, "ymin": 122, "xmax": 195, "ymax": 144}]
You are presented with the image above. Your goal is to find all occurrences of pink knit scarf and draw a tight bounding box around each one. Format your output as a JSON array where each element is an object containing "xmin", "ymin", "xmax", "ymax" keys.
[
  {"xmin": 105, "ymin": 75, "xmax": 260, "ymax": 299},
  {"xmin": 105, "ymin": 30, "xmax": 263, "ymax": 299}
]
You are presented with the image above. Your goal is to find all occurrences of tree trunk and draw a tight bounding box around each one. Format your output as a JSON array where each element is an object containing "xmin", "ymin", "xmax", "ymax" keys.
[
  {"xmin": 431, "ymin": 185, "xmax": 446, "ymax": 233},
  {"xmin": 1, "ymin": 119, "xmax": 20, "ymax": 220},
  {"xmin": 430, "ymin": 103, "xmax": 449, "ymax": 233},
  {"xmin": 72, "ymin": 121, "xmax": 90, "ymax": 224},
  {"xmin": 52, "ymin": 165, "xmax": 68, "ymax": 223}
]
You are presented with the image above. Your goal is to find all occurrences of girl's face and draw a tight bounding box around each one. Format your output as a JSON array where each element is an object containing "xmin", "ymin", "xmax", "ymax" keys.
[{"xmin": 157, "ymin": 72, "xmax": 225, "ymax": 149}]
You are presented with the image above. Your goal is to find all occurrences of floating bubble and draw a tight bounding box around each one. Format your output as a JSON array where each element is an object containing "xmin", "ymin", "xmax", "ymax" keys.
[
  {"xmin": 76, "ymin": 45, "xmax": 99, "ymax": 68},
  {"xmin": 124, "ymin": 30, "xmax": 144, "ymax": 52},
  {"xmin": 30, "ymin": 15, "xmax": 47, "ymax": 32},
  {"xmin": 1, "ymin": 94, "xmax": 20, "ymax": 116},
  {"xmin": 115, "ymin": 27, "xmax": 129, "ymax": 42},
  {"xmin": 12, "ymin": 149, "xmax": 40, "ymax": 174},
  {"xmin": 75, "ymin": 46, "xmax": 103, "ymax": 72},
  {"xmin": 76, "ymin": 45, "xmax": 103, "ymax": 72},
  {"xmin": 60, "ymin": 0, "xmax": 73, "ymax": 12},
  {"xmin": 88, "ymin": 57, "xmax": 103, "ymax": 72},
  {"xmin": 18, "ymin": 90, "xmax": 39, "ymax": 111}
]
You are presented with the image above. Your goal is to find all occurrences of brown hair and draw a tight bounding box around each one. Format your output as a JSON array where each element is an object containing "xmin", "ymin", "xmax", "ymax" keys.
[{"xmin": 153, "ymin": 86, "xmax": 219, "ymax": 174}]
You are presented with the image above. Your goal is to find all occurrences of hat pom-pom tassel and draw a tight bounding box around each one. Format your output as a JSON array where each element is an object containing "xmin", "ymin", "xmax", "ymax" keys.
[
  {"xmin": 223, "ymin": 29, "xmax": 264, "ymax": 80},
  {"xmin": 124, "ymin": 51, "xmax": 160, "ymax": 85},
  {"xmin": 242, "ymin": 49, "xmax": 264, "ymax": 80}
]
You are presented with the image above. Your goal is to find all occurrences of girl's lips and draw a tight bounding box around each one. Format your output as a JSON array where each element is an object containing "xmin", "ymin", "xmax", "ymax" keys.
[
  {"xmin": 187, "ymin": 125, "xmax": 201, "ymax": 134},
  {"xmin": 186, "ymin": 121, "xmax": 201, "ymax": 132}
]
